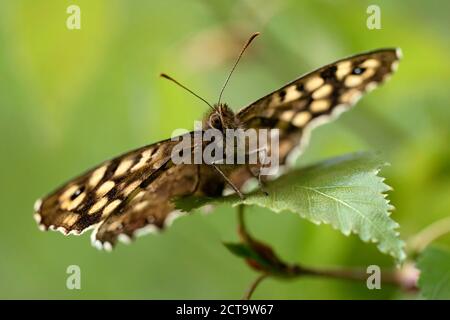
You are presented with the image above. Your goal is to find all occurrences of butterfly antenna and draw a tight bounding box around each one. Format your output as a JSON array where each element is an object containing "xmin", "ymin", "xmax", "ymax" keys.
[
  {"xmin": 160, "ymin": 73, "xmax": 215, "ymax": 111},
  {"xmin": 217, "ymin": 32, "xmax": 260, "ymax": 105}
]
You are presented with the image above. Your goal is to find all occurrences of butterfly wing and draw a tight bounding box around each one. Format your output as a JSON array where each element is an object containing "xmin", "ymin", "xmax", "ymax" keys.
[
  {"xmin": 233, "ymin": 49, "xmax": 401, "ymax": 182},
  {"xmin": 90, "ymin": 162, "xmax": 226, "ymax": 249},
  {"xmin": 91, "ymin": 164, "xmax": 195, "ymax": 249},
  {"xmin": 34, "ymin": 135, "xmax": 193, "ymax": 238}
]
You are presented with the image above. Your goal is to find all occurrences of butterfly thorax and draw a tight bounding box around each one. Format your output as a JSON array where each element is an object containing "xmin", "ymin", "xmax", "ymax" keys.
[{"xmin": 203, "ymin": 103, "xmax": 242, "ymax": 132}]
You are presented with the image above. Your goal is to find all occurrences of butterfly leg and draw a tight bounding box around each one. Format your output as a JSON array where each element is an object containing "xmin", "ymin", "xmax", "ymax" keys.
[
  {"xmin": 257, "ymin": 147, "xmax": 270, "ymax": 196},
  {"xmin": 246, "ymin": 146, "xmax": 269, "ymax": 196},
  {"xmin": 212, "ymin": 164, "xmax": 245, "ymax": 200},
  {"xmin": 245, "ymin": 164, "xmax": 268, "ymax": 196},
  {"xmin": 256, "ymin": 167, "xmax": 269, "ymax": 196}
]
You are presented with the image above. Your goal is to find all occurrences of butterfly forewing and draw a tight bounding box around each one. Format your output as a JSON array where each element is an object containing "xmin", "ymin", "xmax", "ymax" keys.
[
  {"xmin": 227, "ymin": 48, "xmax": 401, "ymax": 189},
  {"xmin": 237, "ymin": 48, "xmax": 401, "ymax": 162},
  {"xmin": 34, "ymin": 137, "xmax": 184, "ymax": 236}
]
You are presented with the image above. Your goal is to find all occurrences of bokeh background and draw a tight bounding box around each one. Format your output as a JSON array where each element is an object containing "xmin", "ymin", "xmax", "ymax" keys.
[{"xmin": 1, "ymin": 0, "xmax": 449, "ymax": 299}]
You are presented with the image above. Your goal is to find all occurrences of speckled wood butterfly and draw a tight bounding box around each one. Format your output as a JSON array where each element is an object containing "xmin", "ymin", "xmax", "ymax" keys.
[{"xmin": 34, "ymin": 33, "xmax": 401, "ymax": 250}]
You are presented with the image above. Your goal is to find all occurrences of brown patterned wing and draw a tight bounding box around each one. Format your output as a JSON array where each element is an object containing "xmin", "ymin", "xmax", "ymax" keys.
[
  {"xmin": 91, "ymin": 164, "xmax": 203, "ymax": 249},
  {"xmin": 34, "ymin": 135, "xmax": 193, "ymax": 239},
  {"xmin": 231, "ymin": 48, "xmax": 401, "ymax": 187},
  {"xmin": 91, "ymin": 163, "xmax": 225, "ymax": 249}
]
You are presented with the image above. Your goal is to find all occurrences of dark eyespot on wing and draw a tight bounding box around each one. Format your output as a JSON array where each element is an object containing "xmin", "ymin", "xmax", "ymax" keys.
[
  {"xmin": 352, "ymin": 67, "xmax": 366, "ymax": 75},
  {"xmin": 70, "ymin": 186, "xmax": 84, "ymax": 200}
]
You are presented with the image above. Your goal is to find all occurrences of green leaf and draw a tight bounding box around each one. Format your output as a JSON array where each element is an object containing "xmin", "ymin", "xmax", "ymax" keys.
[
  {"xmin": 175, "ymin": 152, "xmax": 406, "ymax": 263},
  {"xmin": 223, "ymin": 242, "xmax": 269, "ymax": 268},
  {"xmin": 417, "ymin": 246, "xmax": 450, "ymax": 299}
]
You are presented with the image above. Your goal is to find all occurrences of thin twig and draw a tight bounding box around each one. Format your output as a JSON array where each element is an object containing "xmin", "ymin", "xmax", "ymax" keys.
[
  {"xmin": 243, "ymin": 274, "xmax": 268, "ymax": 300},
  {"xmin": 294, "ymin": 263, "xmax": 418, "ymax": 292},
  {"xmin": 244, "ymin": 263, "xmax": 418, "ymax": 300},
  {"xmin": 407, "ymin": 216, "xmax": 450, "ymax": 254}
]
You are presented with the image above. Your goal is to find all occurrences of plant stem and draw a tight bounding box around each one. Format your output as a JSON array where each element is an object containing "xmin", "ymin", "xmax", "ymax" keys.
[
  {"xmin": 236, "ymin": 205, "xmax": 419, "ymax": 299},
  {"xmin": 243, "ymin": 262, "xmax": 418, "ymax": 299},
  {"xmin": 243, "ymin": 274, "xmax": 268, "ymax": 300},
  {"xmin": 237, "ymin": 204, "xmax": 251, "ymax": 243},
  {"xmin": 294, "ymin": 263, "xmax": 418, "ymax": 291},
  {"xmin": 407, "ymin": 216, "xmax": 450, "ymax": 254}
]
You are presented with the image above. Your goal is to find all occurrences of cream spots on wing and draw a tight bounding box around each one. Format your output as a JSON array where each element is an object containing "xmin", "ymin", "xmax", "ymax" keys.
[
  {"xmin": 391, "ymin": 61, "xmax": 399, "ymax": 72},
  {"xmin": 60, "ymin": 185, "xmax": 81, "ymax": 202},
  {"xmin": 133, "ymin": 200, "xmax": 150, "ymax": 212},
  {"xmin": 279, "ymin": 139, "xmax": 296, "ymax": 158},
  {"xmin": 284, "ymin": 85, "xmax": 302, "ymax": 102},
  {"xmin": 346, "ymin": 67, "xmax": 377, "ymax": 87},
  {"xmin": 360, "ymin": 68, "xmax": 375, "ymax": 79},
  {"xmin": 263, "ymin": 108, "xmax": 276, "ymax": 118},
  {"xmin": 336, "ymin": 61, "xmax": 352, "ymax": 80},
  {"xmin": 62, "ymin": 214, "xmax": 79, "ymax": 226},
  {"xmin": 89, "ymin": 165, "xmax": 107, "ymax": 187},
  {"xmin": 340, "ymin": 89, "xmax": 362, "ymax": 105},
  {"xmin": 280, "ymin": 110, "xmax": 295, "ymax": 122},
  {"xmin": 103, "ymin": 200, "xmax": 122, "ymax": 217},
  {"xmin": 312, "ymin": 84, "xmax": 333, "ymax": 99},
  {"xmin": 123, "ymin": 180, "xmax": 141, "ymax": 197},
  {"xmin": 365, "ymin": 81, "xmax": 378, "ymax": 92},
  {"xmin": 268, "ymin": 94, "xmax": 281, "ymax": 108},
  {"xmin": 345, "ymin": 75, "xmax": 364, "ymax": 87},
  {"xmin": 65, "ymin": 193, "xmax": 86, "ymax": 211},
  {"xmin": 292, "ymin": 111, "xmax": 312, "ymax": 127},
  {"xmin": 305, "ymin": 76, "xmax": 324, "ymax": 91},
  {"xmin": 131, "ymin": 149, "xmax": 153, "ymax": 172},
  {"xmin": 34, "ymin": 199, "xmax": 42, "ymax": 212},
  {"xmin": 96, "ymin": 181, "xmax": 115, "ymax": 197},
  {"xmin": 134, "ymin": 191, "xmax": 146, "ymax": 200},
  {"xmin": 33, "ymin": 213, "xmax": 42, "ymax": 224},
  {"xmin": 361, "ymin": 59, "xmax": 380, "ymax": 68},
  {"xmin": 310, "ymin": 99, "xmax": 331, "ymax": 113},
  {"xmin": 114, "ymin": 158, "xmax": 134, "ymax": 177},
  {"xmin": 108, "ymin": 221, "xmax": 123, "ymax": 231},
  {"xmin": 382, "ymin": 74, "xmax": 392, "ymax": 83},
  {"xmin": 88, "ymin": 197, "xmax": 108, "ymax": 215},
  {"xmin": 152, "ymin": 157, "xmax": 168, "ymax": 169}
]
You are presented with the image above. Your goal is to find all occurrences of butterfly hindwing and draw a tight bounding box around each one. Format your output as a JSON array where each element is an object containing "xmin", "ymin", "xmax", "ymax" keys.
[
  {"xmin": 90, "ymin": 159, "xmax": 231, "ymax": 249},
  {"xmin": 91, "ymin": 164, "xmax": 202, "ymax": 249}
]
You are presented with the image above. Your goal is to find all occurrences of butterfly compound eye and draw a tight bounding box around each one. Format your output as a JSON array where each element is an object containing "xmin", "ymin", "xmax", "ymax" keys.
[{"xmin": 209, "ymin": 114, "xmax": 222, "ymax": 130}]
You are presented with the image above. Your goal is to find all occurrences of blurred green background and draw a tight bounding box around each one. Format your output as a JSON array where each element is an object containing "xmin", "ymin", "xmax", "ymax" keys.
[{"xmin": 1, "ymin": 0, "xmax": 449, "ymax": 299}]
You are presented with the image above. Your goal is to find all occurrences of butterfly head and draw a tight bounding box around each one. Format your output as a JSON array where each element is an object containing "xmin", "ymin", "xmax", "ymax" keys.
[{"xmin": 204, "ymin": 103, "xmax": 239, "ymax": 131}]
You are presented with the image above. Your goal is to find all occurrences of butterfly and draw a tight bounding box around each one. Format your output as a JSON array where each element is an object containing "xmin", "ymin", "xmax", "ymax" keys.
[{"xmin": 34, "ymin": 33, "xmax": 401, "ymax": 250}]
